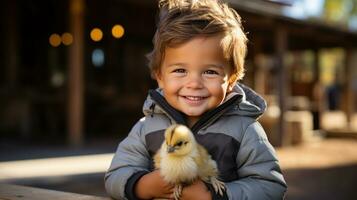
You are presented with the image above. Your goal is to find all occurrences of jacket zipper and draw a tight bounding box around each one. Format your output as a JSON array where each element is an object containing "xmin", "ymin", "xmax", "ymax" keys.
[{"xmin": 191, "ymin": 95, "xmax": 241, "ymax": 133}]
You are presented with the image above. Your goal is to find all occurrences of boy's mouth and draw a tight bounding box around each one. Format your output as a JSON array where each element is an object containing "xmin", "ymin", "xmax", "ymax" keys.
[{"xmin": 182, "ymin": 95, "xmax": 207, "ymax": 101}]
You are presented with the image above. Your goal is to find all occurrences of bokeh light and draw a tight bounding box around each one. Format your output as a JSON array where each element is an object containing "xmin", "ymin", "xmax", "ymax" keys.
[
  {"xmin": 90, "ymin": 28, "xmax": 103, "ymax": 42},
  {"xmin": 92, "ymin": 48, "xmax": 105, "ymax": 67},
  {"xmin": 111, "ymin": 24, "xmax": 125, "ymax": 39},
  {"xmin": 49, "ymin": 33, "xmax": 61, "ymax": 47},
  {"xmin": 61, "ymin": 32, "xmax": 73, "ymax": 46}
]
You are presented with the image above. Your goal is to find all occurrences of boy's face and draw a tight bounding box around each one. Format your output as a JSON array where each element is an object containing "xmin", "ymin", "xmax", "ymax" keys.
[{"xmin": 156, "ymin": 35, "xmax": 234, "ymax": 126}]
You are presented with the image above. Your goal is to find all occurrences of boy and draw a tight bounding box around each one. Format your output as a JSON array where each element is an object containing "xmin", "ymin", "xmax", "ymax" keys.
[{"xmin": 105, "ymin": 0, "xmax": 287, "ymax": 199}]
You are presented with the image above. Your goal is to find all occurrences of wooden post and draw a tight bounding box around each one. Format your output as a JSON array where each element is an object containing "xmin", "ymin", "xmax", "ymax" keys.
[
  {"xmin": 68, "ymin": 0, "xmax": 85, "ymax": 146},
  {"xmin": 312, "ymin": 49, "xmax": 320, "ymax": 84},
  {"xmin": 252, "ymin": 36, "xmax": 266, "ymax": 95},
  {"xmin": 3, "ymin": 0, "xmax": 18, "ymax": 91},
  {"xmin": 344, "ymin": 48, "xmax": 354, "ymax": 128},
  {"xmin": 311, "ymin": 48, "xmax": 324, "ymax": 130},
  {"xmin": 275, "ymin": 26, "xmax": 288, "ymax": 146}
]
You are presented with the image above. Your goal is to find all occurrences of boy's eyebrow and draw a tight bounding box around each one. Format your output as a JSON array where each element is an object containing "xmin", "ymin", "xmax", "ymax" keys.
[
  {"xmin": 166, "ymin": 62, "xmax": 187, "ymax": 67},
  {"xmin": 205, "ymin": 63, "xmax": 225, "ymax": 68},
  {"xmin": 166, "ymin": 63, "xmax": 225, "ymax": 68}
]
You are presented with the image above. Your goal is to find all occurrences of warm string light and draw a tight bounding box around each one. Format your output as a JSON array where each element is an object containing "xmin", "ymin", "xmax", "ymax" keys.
[
  {"xmin": 112, "ymin": 24, "xmax": 125, "ymax": 38},
  {"xmin": 90, "ymin": 24, "xmax": 125, "ymax": 42},
  {"xmin": 49, "ymin": 34, "xmax": 61, "ymax": 47},
  {"xmin": 49, "ymin": 24, "xmax": 125, "ymax": 47},
  {"xmin": 62, "ymin": 32, "xmax": 73, "ymax": 45},
  {"xmin": 90, "ymin": 28, "xmax": 103, "ymax": 42},
  {"xmin": 49, "ymin": 32, "xmax": 73, "ymax": 47}
]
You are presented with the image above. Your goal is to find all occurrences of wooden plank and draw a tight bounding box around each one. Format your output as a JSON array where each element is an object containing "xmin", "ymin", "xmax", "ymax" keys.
[
  {"xmin": 0, "ymin": 184, "xmax": 110, "ymax": 200},
  {"xmin": 325, "ymin": 128, "xmax": 357, "ymax": 139}
]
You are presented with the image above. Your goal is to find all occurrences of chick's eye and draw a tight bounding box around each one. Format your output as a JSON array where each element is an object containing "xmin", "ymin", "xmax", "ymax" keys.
[{"xmin": 176, "ymin": 141, "xmax": 183, "ymax": 146}]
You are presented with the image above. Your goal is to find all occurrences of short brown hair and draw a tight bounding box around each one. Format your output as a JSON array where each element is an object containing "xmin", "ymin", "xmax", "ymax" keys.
[{"xmin": 147, "ymin": 0, "xmax": 248, "ymax": 83}]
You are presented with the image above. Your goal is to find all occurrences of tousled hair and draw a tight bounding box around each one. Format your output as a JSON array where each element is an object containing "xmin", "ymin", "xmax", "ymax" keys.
[{"xmin": 147, "ymin": 0, "xmax": 248, "ymax": 84}]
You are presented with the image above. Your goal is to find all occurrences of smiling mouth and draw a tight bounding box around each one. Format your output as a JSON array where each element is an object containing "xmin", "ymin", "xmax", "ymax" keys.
[{"xmin": 182, "ymin": 95, "xmax": 207, "ymax": 101}]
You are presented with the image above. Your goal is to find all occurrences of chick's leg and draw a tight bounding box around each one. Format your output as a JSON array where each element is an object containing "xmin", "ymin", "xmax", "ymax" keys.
[
  {"xmin": 173, "ymin": 184, "xmax": 182, "ymax": 200},
  {"xmin": 210, "ymin": 177, "xmax": 225, "ymax": 196}
]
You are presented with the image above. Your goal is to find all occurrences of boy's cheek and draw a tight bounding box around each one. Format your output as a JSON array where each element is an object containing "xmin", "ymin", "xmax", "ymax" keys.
[{"xmin": 157, "ymin": 80, "xmax": 164, "ymax": 89}]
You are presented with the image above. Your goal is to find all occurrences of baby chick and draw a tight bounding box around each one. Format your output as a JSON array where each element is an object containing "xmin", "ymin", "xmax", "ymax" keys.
[{"xmin": 154, "ymin": 124, "xmax": 225, "ymax": 200}]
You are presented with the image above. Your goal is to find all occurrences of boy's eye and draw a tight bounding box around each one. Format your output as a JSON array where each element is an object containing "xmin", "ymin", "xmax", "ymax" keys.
[
  {"xmin": 172, "ymin": 68, "xmax": 186, "ymax": 73},
  {"xmin": 204, "ymin": 70, "xmax": 219, "ymax": 75}
]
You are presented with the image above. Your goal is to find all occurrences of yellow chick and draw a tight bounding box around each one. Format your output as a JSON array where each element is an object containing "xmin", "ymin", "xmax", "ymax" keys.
[{"xmin": 154, "ymin": 124, "xmax": 225, "ymax": 200}]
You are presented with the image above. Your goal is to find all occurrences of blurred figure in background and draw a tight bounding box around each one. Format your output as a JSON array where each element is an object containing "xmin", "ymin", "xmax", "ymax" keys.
[{"xmin": 311, "ymin": 80, "xmax": 325, "ymax": 130}]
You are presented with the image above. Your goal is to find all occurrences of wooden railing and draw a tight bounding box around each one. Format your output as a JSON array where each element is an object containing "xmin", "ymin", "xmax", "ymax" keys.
[{"xmin": 0, "ymin": 184, "xmax": 111, "ymax": 200}]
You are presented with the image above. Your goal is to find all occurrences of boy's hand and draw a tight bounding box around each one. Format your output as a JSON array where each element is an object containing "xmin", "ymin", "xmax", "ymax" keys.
[
  {"xmin": 135, "ymin": 170, "xmax": 174, "ymax": 199},
  {"xmin": 180, "ymin": 179, "xmax": 212, "ymax": 200}
]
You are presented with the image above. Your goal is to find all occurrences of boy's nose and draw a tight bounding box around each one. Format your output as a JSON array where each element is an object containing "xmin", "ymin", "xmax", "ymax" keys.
[{"xmin": 186, "ymin": 74, "xmax": 203, "ymax": 89}]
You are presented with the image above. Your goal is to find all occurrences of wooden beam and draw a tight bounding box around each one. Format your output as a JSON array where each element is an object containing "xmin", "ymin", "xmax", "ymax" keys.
[
  {"xmin": 68, "ymin": 0, "xmax": 85, "ymax": 146},
  {"xmin": 0, "ymin": 184, "xmax": 109, "ymax": 200}
]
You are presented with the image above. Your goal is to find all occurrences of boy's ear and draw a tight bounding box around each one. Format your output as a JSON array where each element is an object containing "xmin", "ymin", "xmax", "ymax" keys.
[{"xmin": 155, "ymin": 71, "xmax": 164, "ymax": 89}]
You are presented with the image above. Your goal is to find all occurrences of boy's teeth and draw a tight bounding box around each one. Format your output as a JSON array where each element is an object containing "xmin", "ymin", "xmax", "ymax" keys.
[{"xmin": 186, "ymin": 96, "xmax": 203, "ymax": 100}]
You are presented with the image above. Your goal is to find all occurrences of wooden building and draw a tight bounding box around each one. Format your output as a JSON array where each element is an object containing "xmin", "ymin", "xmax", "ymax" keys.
[{"xmin": 0, "ymin": 0, "xmax": 356, "ymax": 146}]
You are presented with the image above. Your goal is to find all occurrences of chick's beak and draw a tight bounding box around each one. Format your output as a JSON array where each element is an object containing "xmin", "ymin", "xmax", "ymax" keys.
[{"xmin": 167, "ymin": 146, "xmax": 175, "ymax": 153}]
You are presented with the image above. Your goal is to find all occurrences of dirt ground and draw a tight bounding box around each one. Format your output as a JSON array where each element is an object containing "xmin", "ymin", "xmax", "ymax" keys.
[{"xmin": 276, "ymin": 138, "xmax": 357, "ymax": 200}]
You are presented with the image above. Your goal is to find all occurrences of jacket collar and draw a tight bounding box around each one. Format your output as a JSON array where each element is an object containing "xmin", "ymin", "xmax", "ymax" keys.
[{"xmin": 142, "ymin": 83, "xmax": 266, "ymax": 132}]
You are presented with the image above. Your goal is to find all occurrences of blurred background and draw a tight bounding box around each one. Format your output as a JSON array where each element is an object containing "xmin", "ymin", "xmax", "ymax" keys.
[{"xmin": 0, "ymin": 0, "xmax": 356, "ymax": 199}]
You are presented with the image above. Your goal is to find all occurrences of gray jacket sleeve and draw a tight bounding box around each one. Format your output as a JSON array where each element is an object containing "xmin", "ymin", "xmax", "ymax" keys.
[
  {"xmin": 104, "ymin": 118, "xmax": 150, "ymax": 200},
  {"xmin": 225, "ymin": 122, "xmax": 287, "ymax": 200}
]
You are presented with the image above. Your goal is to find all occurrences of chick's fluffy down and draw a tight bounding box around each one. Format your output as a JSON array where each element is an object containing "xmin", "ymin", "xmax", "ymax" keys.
[{"xmin": 154, "ymin": 124, "xmax": 225, "ymax": 199}]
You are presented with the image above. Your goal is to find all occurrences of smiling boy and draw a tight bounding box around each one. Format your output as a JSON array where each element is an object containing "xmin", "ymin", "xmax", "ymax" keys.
[
  {"xmin": 105, "ymin": 0, "xmax": 287, "ymax": 199},
  {"xmin": 157, "ymin": 35, "xmax": 232, "ymax": 128}
]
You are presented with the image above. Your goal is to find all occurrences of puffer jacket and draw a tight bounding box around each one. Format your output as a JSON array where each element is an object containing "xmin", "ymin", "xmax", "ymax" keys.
[{"xmin": 105, "ymin": 83, "xmax": 287, "ymax": 200}]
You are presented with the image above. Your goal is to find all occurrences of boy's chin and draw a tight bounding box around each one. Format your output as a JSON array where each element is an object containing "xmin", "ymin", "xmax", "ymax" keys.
[{"xmin": 182, "ymin": 110, "xmax": 205, "ymax": 118}]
